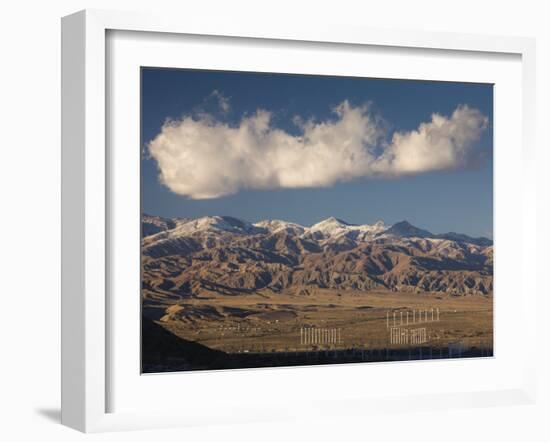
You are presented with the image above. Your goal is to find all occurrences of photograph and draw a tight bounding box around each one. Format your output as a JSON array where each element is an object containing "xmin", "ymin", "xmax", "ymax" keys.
[
  {"xmin": 140, "ymin": 68, "xmax": 494, "ymax": 373},
  {"xmin": 1, "ymin": 0, "xmax": 545, "ymax": 438}
]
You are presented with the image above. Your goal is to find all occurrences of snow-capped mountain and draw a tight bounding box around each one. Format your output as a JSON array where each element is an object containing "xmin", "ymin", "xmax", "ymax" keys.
[
  {"xmin": 143, "ymin": 215, "xmax": 264, "ymax": 239},
  {"xmin": 141, "ymin": 214, "xmax": 493, "ymax": 297},
  {"xmin": 253, "ymin": 219, "xmax": 306, "ymax": 236},
  {"xmin": 306, "ymin": 216, "xmax": 388, "ymax": 242},
  {"xmin": 142, "ymin": 214, "xmax": 177, "ymax": 237},
  {"xmin": 142, "ymin": 214, "xmax": 489, "ymax": 246},
  {"xmin": 309, "ymin": 216, "xmax": 353, "ymax": 234},
  {"xmin": 170, "ymin": 215, "xmax": 263, "ymax": 235}
]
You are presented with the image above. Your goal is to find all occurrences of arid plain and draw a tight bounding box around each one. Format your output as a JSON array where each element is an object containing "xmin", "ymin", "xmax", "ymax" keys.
[
  {"xmin": 141, "ymin": 214, "xmax": 493, "ymax": 370},
  {"xmin": 150, "ymin": 287, "xmax": 492, "ymax": 354}
]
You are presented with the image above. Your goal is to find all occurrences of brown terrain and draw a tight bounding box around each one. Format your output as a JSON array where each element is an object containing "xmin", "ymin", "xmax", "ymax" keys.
[{"xmin": 141, "ymin": 214, "xmax": 493, "ymax": 371}]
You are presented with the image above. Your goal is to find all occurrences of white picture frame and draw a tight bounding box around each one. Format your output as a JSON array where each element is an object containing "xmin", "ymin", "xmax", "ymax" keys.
[{"xmin": 61, "ymin": 9, "xmax": 537, "ymax": 433}]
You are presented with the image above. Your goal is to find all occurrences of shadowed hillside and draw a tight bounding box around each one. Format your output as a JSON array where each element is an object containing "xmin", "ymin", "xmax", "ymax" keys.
[{"xmin": 142, "ymin": 317, "xmax": 229, "ymax": 372}]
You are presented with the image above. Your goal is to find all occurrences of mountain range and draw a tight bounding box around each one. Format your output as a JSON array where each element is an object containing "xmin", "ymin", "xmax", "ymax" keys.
[{"xmin": 141, "ymin": 214, "xmax": 493, "ymax": 300}]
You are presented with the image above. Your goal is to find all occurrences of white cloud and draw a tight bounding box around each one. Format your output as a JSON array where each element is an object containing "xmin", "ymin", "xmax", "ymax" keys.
[
  {"xmin": 148, "ymin": 101, "xmax": 488, "ymax": 199},
  {"xmin": 209, "ymin": 90, "xmax": 230, "ymax": 114},
  {"xmin": 374, "ymin": 105, "xmax": 489, "ymax": 175}
]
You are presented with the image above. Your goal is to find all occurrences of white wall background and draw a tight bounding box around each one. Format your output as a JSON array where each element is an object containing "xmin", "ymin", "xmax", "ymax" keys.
[{"xmin": 0, "ymin": 1, "xmax": 548, "ymax": 440}]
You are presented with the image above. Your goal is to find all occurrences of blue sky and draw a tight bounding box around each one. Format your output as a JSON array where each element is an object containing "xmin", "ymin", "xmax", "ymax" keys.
[{"xmin": 141, "ymin": 68, "xmax": 493, "ymax": 238}]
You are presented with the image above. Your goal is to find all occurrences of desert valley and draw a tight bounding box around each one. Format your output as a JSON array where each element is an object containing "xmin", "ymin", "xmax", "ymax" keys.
[{"xmin": 141, "ymin": 214, "xmax": 493, "ymax": 372}]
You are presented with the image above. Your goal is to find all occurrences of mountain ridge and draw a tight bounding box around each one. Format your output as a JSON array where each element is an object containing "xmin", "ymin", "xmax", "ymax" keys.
[
  {"xmin": 142, "ymin": 213, "xmax": 491, "ymax": 246},
  {"xmin": 142, "ymin": 214, "xmax": 493, "ymax": 298}
]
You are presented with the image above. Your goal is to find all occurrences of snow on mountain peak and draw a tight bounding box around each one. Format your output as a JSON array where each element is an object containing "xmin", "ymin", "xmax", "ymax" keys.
[
  {"xmin": 310, "ymin": 217, "xmax": 352, "ymax": 233},
  {"xmin": 168, "ymin": 215, "xmax": 262, "ymax": 236},
  {"xmin": 141, "ymin": 213, "xmax": 492, "ymax": 248},
  {"xmin": 308, "ymin": 217, "xmax": 390, "ymax": 239},
  {"xmin": 253, "ymin": 219, "xmax": 306, "ymax": 235}
]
